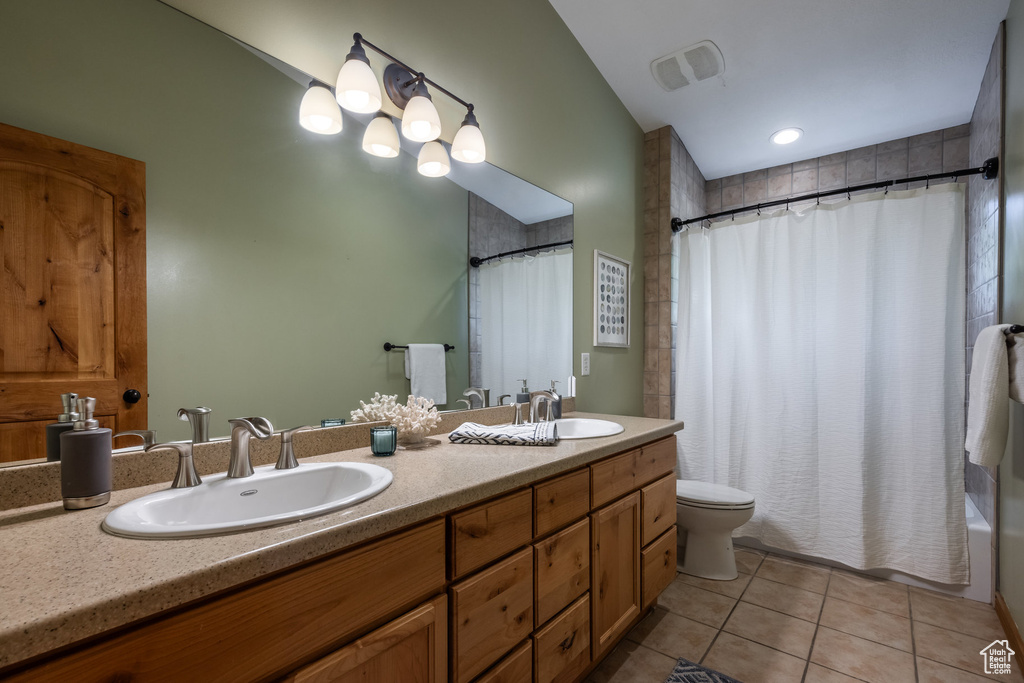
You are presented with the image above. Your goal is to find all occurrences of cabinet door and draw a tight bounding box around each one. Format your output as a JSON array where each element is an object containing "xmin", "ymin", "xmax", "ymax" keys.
[
  {"xmin": 590, "ymin": 491, "xmax": 641, "ymax": 658},
  {"xmin": 285, "ymin": 595, "xmax": 446, "ymax": 683}
]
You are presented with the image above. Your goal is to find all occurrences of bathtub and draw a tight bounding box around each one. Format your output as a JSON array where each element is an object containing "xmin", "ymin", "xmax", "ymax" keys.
[{"xmin": 735, "ymin": 494, "xmax": 992, "ymax": 604}]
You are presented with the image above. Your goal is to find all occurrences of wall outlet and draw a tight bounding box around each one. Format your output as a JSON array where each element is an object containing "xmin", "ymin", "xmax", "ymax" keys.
[{"xmin": 581, "ymin": 352, "xmax": 591, "ymax": 376}]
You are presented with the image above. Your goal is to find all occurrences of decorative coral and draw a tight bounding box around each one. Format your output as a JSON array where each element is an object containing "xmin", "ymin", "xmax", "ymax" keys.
[{"xmin": 351, "ymin": 393, "xmax": 441, "ymax": 445}]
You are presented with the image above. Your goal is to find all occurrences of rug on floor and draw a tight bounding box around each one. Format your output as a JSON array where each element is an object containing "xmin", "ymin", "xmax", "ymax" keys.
[{"xmin": 665, "ymin": 657, "xmax": 743, "ymax": 683}]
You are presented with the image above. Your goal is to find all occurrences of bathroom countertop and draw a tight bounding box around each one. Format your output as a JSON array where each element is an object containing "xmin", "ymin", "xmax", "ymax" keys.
[{"xmin": 0, "ymin": 412, "xmax": 683, "ymax": 671}]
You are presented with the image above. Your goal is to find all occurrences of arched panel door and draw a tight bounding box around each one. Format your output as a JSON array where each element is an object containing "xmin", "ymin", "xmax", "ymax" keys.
[{"xmin": 0, "ymin": 122, "xmax": 146, "ymax": 464}]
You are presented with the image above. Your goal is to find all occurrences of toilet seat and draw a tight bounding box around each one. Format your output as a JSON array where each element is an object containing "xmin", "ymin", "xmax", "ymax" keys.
[{"xmin": 676, "ymin": 480, "xmax": 754, "ymax": 510}]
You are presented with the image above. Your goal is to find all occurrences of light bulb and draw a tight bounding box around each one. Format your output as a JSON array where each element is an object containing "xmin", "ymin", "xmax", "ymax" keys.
[
  {"xmin": 401, "ymin": 82, "xmax": 441, "ymax": 142},
  {"xmin": 417, "ymin": 141, "xmax": 450, "ymax": 177},
  {"xmin": 362, "ymin": 114, "xmax": 400, "ymax": 158},
  {"xmin": 299, "ymin": 83, "xmax": 342, "ymax": 135},
  {"xmin": 336, "ymin": 40, "xmax": 382, "ymax": 114},
  {"xmin": 451, "ymin": 111, "xmax": 486, "ymax": 163}
]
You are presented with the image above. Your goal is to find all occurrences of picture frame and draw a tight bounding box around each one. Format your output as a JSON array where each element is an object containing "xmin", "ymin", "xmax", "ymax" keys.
[{"xmin": 593, "ymin": 250, "xmax": 631, "ymax": 347}]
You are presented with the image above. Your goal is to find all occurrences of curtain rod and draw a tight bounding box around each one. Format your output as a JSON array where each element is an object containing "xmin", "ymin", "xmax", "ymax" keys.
[
  {"xmin": 469, "ymin": 239, "xmax": 573, "ymax": 268},
  {"xmin": 670, "ymin": 157, "xmax": 999, "ymax": 233}
]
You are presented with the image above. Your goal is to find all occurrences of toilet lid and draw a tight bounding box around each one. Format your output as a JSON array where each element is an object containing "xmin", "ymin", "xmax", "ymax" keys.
[{"xmin": 676, "ymin": 480, "xmax": 754, "ymax": 507}]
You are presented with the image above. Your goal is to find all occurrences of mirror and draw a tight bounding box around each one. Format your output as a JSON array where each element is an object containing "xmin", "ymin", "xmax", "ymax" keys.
[{"xmin": 0, "ymin": 0, "xmax": 572, "ymax": 465}]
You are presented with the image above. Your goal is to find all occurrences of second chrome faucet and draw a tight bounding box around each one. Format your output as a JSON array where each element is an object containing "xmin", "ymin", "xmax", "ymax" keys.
[{"xmin": 228, "ymin": 417, "xmax": 274, "ymax": 478}]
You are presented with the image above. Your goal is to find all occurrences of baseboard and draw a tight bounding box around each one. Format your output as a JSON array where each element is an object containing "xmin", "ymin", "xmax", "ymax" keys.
[{"xmin": 995, "ymin": 592, "xmax": 1024, "ymax": 657}]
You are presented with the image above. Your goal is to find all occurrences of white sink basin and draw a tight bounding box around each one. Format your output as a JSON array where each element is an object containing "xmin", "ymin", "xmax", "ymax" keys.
[
  {"xmin": 102, "ymin": 462, "xmax": 393, "ymax": 539},
  {"xmin": 555, "ymin": 418, "xmax": 624, "ymax": 440}
]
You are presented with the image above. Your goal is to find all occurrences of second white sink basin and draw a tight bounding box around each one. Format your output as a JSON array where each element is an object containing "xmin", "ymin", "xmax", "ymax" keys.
[
  {"xmin": 102, "ymin": 461, "xmax": 393, "ymax": 539},
  {"xmin": 555, "ymin": 418, "xmax": 624, "ymax": 439}
]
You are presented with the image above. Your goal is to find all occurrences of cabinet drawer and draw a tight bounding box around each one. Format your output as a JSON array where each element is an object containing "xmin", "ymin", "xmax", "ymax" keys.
[
  {"xmin": 641, "ymin": 474, "xmax": 676, "ymax": 547},
  {"xmin": 590, "ymin": 449, "xmax": 642, "ymax": 508},
  {"xmin": 451, "ymin": 489, "xmax": 533, "ymax": 579},
  {"xmin": 535, "ymin": 517, "xmax": 590, "ymax": 627},
  {"xmin": 533, "ymin": 593, "xmax": 591, "ymax": 683},
  {"xmin": 534, "ymin": 469, "xmax": 590, "ymax": 537},
  {"xmin": 285, "ymin": 595, "xmax": 446, "ymax": 683},
  {"xmin": 639, "ymin": 435, "xmax": 677, "ymax": 484},
  {"xmin": 8, "ymin": 520, "xmax": 447, "ymax": 683},
  {"xmin": 642, "ymin": 526, "xmax": 678, "ymax": 609},
  {"xmin": 474, "ymin": 640, "xmax": 532, "ymax": 683},
  {"xmin": 450, "ymin": 547, "xmax": 534, "ymax": 683}
]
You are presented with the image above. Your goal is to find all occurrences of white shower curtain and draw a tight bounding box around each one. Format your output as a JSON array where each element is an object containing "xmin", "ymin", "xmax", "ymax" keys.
[
  {"xmin": 479, "ymin": 249, "xmax": 573, "ymax": 400},
  {"xmin": 675, "ymin": 185, "xmax": 968, "ymax": 584}
]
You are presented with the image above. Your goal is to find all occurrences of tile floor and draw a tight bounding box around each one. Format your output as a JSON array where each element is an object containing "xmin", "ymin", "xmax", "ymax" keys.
[{"xmin": 587, "ymin": 546, "xmax": 1022, "ymax": 683}]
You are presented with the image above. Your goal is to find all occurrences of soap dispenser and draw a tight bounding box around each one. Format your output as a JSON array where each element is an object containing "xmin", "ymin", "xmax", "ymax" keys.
[
  {"xmin": 45, "ymin": 393, "xmax": 79, "ymax": 462},
  {"xmin": 548, "ymin": 380, "xmax": 562, "ymax": 420},
  {"xmin": 59, "ymin": 397, "xmax": 113, "ymax": 510},
  {"xmin": 515, "ymin": 379, "xmax": 531, "ymax": 405}
]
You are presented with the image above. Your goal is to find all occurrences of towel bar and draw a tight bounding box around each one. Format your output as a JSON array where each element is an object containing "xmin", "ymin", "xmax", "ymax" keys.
[{"xmin": 383, "ymin": 342, "xmax": 455, "ymax": 352}]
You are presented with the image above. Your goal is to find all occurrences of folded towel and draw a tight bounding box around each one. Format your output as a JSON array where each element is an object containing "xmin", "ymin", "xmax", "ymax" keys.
[
  {"xmin": 404, "ymin": 344, "xmax": 447, "ymax": 405},
  {"xmin": 1009, "ymin": 330, "xmax": 1024, "ymax": 403},
  {"xmin": 966, "ymin": 325, "xmax": 1011, "ymax": 467},
  {"xmin": 449, "ymin": 422, "xmax": 559, "ymax": 446}
]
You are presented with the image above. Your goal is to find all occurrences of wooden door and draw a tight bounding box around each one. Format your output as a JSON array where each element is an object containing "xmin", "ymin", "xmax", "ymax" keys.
[
  {"xmin": 0, "ymin": 122, "xmax": 146, "ymax": 463},
  {"xmin": 590, "ymin": 491, "xmax": 641, "ymax": 659},
  {"xmin": 284, "ymin": 595, "xmax": 447, "ymax": 683}
]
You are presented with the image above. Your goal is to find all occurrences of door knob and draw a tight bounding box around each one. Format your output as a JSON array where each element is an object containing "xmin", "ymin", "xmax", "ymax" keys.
[{"xmin": 123, "ymin": 389, "xmax": 142, "ymax": 404}]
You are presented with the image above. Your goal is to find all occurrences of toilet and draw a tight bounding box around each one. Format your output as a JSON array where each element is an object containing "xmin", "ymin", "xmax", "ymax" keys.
[{"xmin": 676, "ymin": 480, "xmax": 755, "ymax": 580}]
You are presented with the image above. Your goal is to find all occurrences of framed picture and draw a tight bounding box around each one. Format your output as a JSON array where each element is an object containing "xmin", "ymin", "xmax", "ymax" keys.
[{"xmin": 593, "ymin": 250, "xmax": 631, "ymax": 347}]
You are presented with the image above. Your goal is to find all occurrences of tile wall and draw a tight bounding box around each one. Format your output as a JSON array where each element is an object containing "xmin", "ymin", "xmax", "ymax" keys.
[
  {"xmin": 964, "ymin": 26, "xmax": 1004, "ymax": 531},
  {"xmin": 642, "ymin": 127, "xmax": 706, "ymax": 419}
]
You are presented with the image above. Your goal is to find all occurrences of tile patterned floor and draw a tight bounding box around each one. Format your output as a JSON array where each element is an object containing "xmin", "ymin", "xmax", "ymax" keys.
[{"xmin": 587, "ymin": 547, "xmax": 1023, "ymax": 683}]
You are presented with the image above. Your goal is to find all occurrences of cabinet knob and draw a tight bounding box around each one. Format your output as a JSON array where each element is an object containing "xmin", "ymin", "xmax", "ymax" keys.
[{"xmin": 123, "ymin": 389, "xmax": 142, "ymax": 404}]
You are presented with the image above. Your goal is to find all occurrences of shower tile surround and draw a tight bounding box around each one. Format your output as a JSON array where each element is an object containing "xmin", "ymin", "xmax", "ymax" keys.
[
  {"xmin": 588, "ymin": 548, "xmax": 1022, "ymax": 683},
  {"xmin": 644, "ymin": 56, "xmax": 1001, "ymax": 532},
  {"xmin": 467, "ymin": 193, "xmax": 573, "ymax": 388}
]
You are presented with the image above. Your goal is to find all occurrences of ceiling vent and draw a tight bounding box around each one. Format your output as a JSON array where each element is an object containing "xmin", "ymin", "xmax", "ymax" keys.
[{"xmin": 650, "ymin": 40, "xmax": 725, "ymax": 92}]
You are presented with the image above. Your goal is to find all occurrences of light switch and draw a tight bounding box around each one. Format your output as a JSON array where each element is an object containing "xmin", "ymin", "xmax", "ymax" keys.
[{"xmin": 581, "ymin": 352, "xmax": 590, "ymax": 376}]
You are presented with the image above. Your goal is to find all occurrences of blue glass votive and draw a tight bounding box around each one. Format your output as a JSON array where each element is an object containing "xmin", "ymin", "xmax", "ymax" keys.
[{"xmin": 370, "ymin": 426, "xmax": 397, "ymax": 456}]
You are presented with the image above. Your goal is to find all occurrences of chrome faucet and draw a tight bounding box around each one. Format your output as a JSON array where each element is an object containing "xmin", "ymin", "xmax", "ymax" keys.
[
  {"xmin": 529, "ymin": 391, "xmax": 558, "ymax": 424},
  {"xmin": 455, "ymin": 399, "xmax": 472, "ymax": 410},
  {"xmin": 114, "ymin": 429, "xmax": 158, "ymax": 449},
  {"xmin": 276, "ymin": 425, "xmax": 311, "ymax": 470},
  {"xmin": 498, "ymin": 394, "xmax": 512, "ymax": 406},
  {"xmin": 177, "ymin": 406, "xmax": 212, "ymax": 443},
  {"xmin": 227, "ymin": 417, "xmax": 274, "ymax": 478},
  {"xmin": 462, "ymin": 387, "xmax": 490, "ymax": 409},
  {"xmin": 146, "ymin": 442, "xmax": 201, "ymax": 489}
]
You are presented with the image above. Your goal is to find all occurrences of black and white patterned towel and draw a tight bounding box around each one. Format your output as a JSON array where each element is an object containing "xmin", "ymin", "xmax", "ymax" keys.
[{"xmin": 448, "ymin": 422, "xmax": 558, "ymax": 446}]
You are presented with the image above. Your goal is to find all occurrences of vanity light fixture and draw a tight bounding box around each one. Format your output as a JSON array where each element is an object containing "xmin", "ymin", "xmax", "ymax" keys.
[
  {"xmin": 417, "ymin": 140, "xmax": 451, "ymax": 177},
  {"xmin": 299, "ymin": 81, "xmax": 343, "ymax": 135},
  {"xmin": 303, "ymin": 33, "xmax": 487, "ymax": 169},
  {"xmin": 362, "ymin": 112, "xmax": 401, "ymax": 158},
  {"xmin": 771, "ymin": 128, "xmax": 803, "ymax": 145}
]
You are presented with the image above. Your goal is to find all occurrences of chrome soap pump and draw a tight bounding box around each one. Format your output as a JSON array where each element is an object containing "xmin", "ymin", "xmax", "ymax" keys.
[
  {"xmin": 45, "ymin": 392, "xmax": 79, "ymax": 462},
  {"xmin": 59, "ymin": 397, "xmax": 113, "ymax": 510}
]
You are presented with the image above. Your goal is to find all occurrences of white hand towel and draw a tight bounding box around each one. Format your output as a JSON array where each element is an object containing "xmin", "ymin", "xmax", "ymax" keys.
[
  {"xmin": 448, "ymin": 421, "xmax": 558, "ymax": 446},
  {"xmin": 404, "ymin": 344, "xmax": 447, "ymax": 405},
  {"xmin": 966, "ymin": 325, "xmax": 1011, "ymax": 467},
  {"xmin": 1009, "ymin": 331, "xmax": 1024, "ymax": 403}
]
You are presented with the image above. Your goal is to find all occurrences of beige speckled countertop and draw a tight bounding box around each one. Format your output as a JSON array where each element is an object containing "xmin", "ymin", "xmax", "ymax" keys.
[{"xmin": 0, "ymin": 412, "xmax": 682, "ymax": 671}]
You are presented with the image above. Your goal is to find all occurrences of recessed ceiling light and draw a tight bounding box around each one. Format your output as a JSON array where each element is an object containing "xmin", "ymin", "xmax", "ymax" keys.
[{"xmin": 771, "ymin": 128, "xmax": 802, "ymax": 145}]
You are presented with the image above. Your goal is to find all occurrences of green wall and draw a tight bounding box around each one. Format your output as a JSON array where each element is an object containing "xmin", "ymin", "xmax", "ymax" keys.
[
  {"xmin": 1001, "ymin": 2, "xmax": 1024, "ymax": 628},
  {"xmin": 0, "ymin": 0, "xmax": 645, "ymax": 440}
]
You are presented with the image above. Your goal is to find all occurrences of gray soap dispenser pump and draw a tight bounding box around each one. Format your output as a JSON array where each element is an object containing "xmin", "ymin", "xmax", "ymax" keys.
[
  {"xmin": 59, "ymin": 397, "xmax": 113, "ymax": 510},
  {"xmin": 516, "ymin": 379, "xmax": 531, "ymax": 405},
  {"xmin": 45, "ymin": 392, "xmax": 79, "ymax": 462}
]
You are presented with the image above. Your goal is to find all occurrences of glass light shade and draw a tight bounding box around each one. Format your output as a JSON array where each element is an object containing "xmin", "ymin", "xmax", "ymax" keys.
[
  {"xmin": 299, "ymin": 85, "xmax": 343, "ymax": 135},
  {"xmin": 451, "ymin": 123, "xmax": 486, "ymax": 163},
  {"xmin": 362, "ymin": 115, "xmax": 400, "ymax": 158},
  {"xmin": 401, "ymin": 95, "xmax": 442, "ymax": 142},
  {"xmin": 336, "ymin": 58, "xmax": 382, "ymax": 113},
  {"xmin": 417, "ymin": 141, "xmax": 451, "ymax": 177}
]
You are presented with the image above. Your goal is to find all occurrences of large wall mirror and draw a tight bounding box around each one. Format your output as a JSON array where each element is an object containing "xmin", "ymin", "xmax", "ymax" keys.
[{"xmin": 0, "ymin": 0, "xmax": 572, "ymax": 466}]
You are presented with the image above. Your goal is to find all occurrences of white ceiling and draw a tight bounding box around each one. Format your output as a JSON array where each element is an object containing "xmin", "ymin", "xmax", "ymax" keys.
[{"xmin": 548, "ymin": 0, "xmax": 1009, "ymax": 179}]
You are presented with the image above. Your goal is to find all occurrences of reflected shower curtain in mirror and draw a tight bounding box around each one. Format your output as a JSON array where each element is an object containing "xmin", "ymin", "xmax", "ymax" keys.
[
  {"xmin": 479, "ymin": 249, "xmax": 573, "ymax": 402},
  {"xmin": 674, "ymin": 185, "xmax": 968, "ymax": 583}
]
